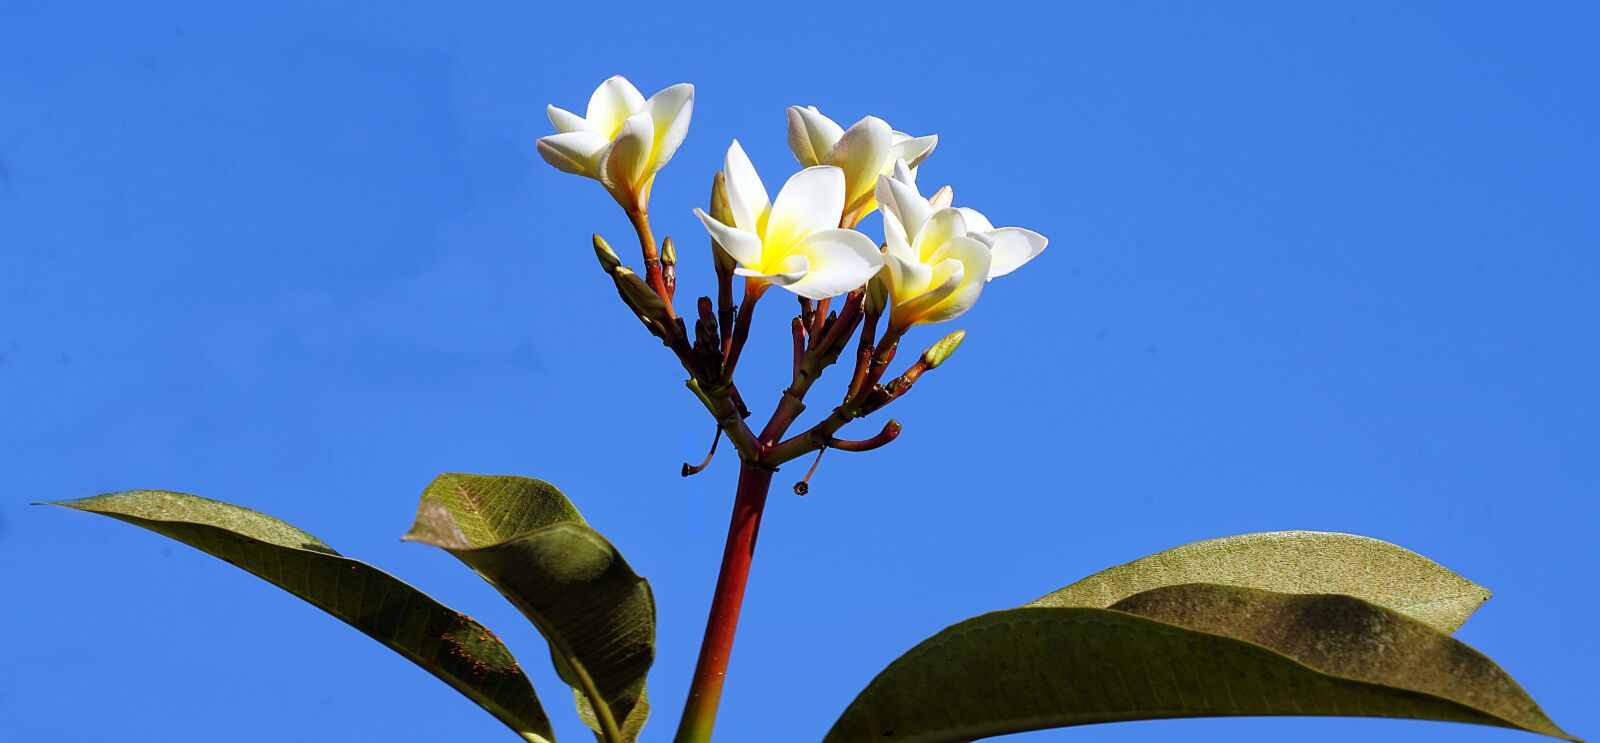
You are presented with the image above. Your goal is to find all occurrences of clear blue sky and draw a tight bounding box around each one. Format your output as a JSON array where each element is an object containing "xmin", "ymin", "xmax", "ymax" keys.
[{"xmin": 4, "ymin": 2, "xmax": 1596, "ymax": 741}]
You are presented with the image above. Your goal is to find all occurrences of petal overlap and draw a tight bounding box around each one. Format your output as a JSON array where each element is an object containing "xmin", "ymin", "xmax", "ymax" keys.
[{"xmin": 786, "ymin": 107, "xmax": 937, "ymax": 224}]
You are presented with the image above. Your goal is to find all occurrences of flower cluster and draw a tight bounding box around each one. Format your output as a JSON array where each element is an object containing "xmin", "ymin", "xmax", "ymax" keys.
[
  {"xmin": 539, "ymin": 75, "xmax": 1047, "ymax": 329},
  {"xmin": 537, "ymin": 76, "xmax": 1059, "ymax": 738}
]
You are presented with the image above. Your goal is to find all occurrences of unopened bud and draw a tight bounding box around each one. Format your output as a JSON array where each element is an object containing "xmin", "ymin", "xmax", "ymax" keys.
[
  {"xmin": 921, "ymin": 329, "xmax": 966, "ymax": 369},
  {"xmin": 864, "ymin": 275, "xmax": 890, "ymax": 316},
  {"xmin": 614, "ymin": 267, "xmax": 666, "ymax": 315},
  {"xmin": 709, "ymin": 172, "xmax": 737, "ymax": 274},
  {"xmin": 661, "ymin": 236, "xmax": 677, "ymax": 295},
  {"xmin": 593, "ymin": 234, "xmax": 622, "ymax": 273},
  {"xmin": 928, "ymin": 185, "xmax": 954, "ymax": 209},
  {"xmin": 709, "ymin": 171, "xmax": 734, "ymax": 226}
]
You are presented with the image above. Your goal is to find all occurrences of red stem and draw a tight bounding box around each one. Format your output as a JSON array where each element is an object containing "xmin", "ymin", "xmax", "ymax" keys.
[
  {"xmin": 674, "ymin": 463, "xmax": 775, "ymax": 743},
  {"xmin": 625, "ymin": 205, "xmax": 676, "ymax": 320}
]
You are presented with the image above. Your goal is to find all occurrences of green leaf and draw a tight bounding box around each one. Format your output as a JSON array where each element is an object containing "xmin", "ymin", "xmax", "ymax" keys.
[
  {"xmin": 403, "ymin": 473, "xmax": 653, "ymax": 743},
  {"xmin": 44, "ymin": 491, "xmax": 555, "ymax": 743},
  {"xmin": 1028, "ymin": 530, "xmax": 1490, "ymax": 633},
  {"xmin": 826, "ymin": 584, "xmax": 1578, "ymax": 743}
]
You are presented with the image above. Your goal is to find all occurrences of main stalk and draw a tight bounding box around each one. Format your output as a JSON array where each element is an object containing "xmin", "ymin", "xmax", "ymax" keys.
[{"xmin": 673, "ymin": 463, "xmax": 775, "ymax": 743}]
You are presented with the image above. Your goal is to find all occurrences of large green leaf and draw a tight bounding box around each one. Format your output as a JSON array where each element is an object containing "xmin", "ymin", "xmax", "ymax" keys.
[
  {"xmin": 403, "ymin": 473, "xmax": 653, "ymax": 743},
  {"xmin": 1028, "ymin": 530, "xmax": 1490, "ymax": 633},
  {"xmin": 44, "ymin": 491, "xmax": 554, "ymax": 743},
  {"xmin": 826, "ymin": 583, "xmax": 1577, "ymax": 742}
]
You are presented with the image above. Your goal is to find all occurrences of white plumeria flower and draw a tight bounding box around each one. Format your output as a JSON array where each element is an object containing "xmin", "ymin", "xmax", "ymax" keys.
[
  {"xmin": 876, "ymin": 160, "xmax": 1049, "ymax": 281},
  {"xmin": 785, "ymin": 106, "xmax": 937, "ymax": 224},
  {"xmin": 874, "ymin": 161, "xmax": 1049, "ymax": 328},
  {"xmin": 693, "ymin": 141, "xmax": 883, "ymax": 301},
  {"xmin": 878, "ymin": 205, "xmax": 991, "ymax": 329},
  {"xmin": 538, "ymin": 75, "xmax": 694, "ymax": 206}
]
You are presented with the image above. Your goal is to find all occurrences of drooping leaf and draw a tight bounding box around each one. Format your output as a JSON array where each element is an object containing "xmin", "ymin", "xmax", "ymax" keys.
[
  {"xmin": 826, "ymin": 584, "xmax": 1577, "ymax": 743},
  {"xmin": 403, "ymin": 473, "xmax": 653, "ymax": 743},
  {"xmin": 44, "ymin": 491, "xmax": 554, "ymax": 743},
  {"xmin": 1028, "ymin": 530, "xmax": 1490, "ymax": 633}
]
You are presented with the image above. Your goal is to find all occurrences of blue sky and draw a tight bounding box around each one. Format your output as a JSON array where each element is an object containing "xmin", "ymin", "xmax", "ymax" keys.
[{"xmin": 3, "ymin": 2, "xmax": 1596, "ymax": 741}]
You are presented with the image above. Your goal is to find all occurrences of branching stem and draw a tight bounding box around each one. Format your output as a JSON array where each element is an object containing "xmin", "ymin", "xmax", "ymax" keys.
[{"xmin": 600, "ymin": 206, "xmax": 936, "ymax": 742}]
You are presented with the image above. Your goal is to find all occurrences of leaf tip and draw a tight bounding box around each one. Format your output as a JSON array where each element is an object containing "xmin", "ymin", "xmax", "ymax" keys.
[{"xmin": 403, "ymin": 498, "xmax": 473, "ymax": 551}]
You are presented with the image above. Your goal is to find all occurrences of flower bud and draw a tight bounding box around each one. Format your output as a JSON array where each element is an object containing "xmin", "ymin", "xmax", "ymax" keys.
[
  {"xmin": 614, "ymin": 267, "xmax": 667, "ymax": 315},
  {"xmin": 708, "ymin": 172, "xmax": 737, "ymax": 275},
  {"xmin": 921, "ymin": 329, "xmax": 966, "ymax": 369},
  {"xmin": 661, "ymin": 236, "xmax": 678, "ymax": 298},
  {"xmin": 661, "ymin": 236, "xmax": 677, "ymax": 267},
  {"xmin": 864, "ymin": 275, "xmax": 890, "ymax": 316},
  {"xmin": 659, "ymin": 235, "xmax": 678, "ymax": 299},
  {"xmin": 709, "ymin": 171, "xmax": 734, "ymax": 225},
  {"xmin": 593, "ymin": 234, "xmax": 622, "ymax": 274}
]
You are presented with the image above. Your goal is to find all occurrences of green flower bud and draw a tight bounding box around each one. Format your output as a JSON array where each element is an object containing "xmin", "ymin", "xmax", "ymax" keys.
[
  {"xmin": 614, "ymin": 267, "xmax": 666, "ymax": 315},
  {"xmin": 593, "ymin": 234, "xmax": 622, "ymax": 274},
  {"xmin": 864, "ymin": 275, "xmax": 890, "ymax": 316},
  {"xmin": 708, "ymin": 172, "xmax": 737, "ymax": 274},
  {"xmin": 921, "ymin": 329, "xmax": 966, "ymax": 369}
]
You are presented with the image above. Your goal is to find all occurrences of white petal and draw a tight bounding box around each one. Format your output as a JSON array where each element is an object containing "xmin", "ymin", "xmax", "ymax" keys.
[
  {"xmin": 536, "ymin": 131, "xmax": 608, "ymax": 177},
  {"xmin": 883, "ymin": 251, "xmax": 933, "ymax": 298},
  {"xmin": 883, "ymin": 210, "xmax": 916, "ymax": 263},
  {"xmin": 956, "ymin": 207, "xmax": 996, "ymax": 233},
  {"xmin": 913, "ymin": 208, "xmax": 969, "ymax": 261},
  {"xmin": 764, "ymin": 166, "xmax": 846, "ymax": 253},
  {"xmin": 736, "ymin": 253, "xmax": 809, "ymax": 286},
  {"xmin": 548, "ymin": 105, "xmax": 591, "ymax": 134},
  {"xmin": 781, "ymin": 228, "xmax": 884, "ymax": 300},
  {"xmin": 586, "ymin": 75, "xmax": 646, "ymax": 138},
  {"xmin": 892, "ymin": 266, "xmax": 962, "ymax": 325},
  {"xmin": 644, "ymin": 83, "xmax": 693, "ymax": 176},
  {"xmin": 875, "ymin": 167, "xmax": 930, "ymax": 238},
  {"xmin": 695, "ymin": 208, "xmax": 763, "ymax": 268},
  {"xmin": 985, "ymin": 227, "xmax": 1049, "ymax": 279},
  {"xmin": 824, "ymin": 116, "xmax": 893, "ymax": 209},
  {"xmin": 598, "ymin": 111, "xmax": 654, "ymax": 194},
  {"xmin": 918, "ymin": 236, "xmax": 992, "ymax": 323},
  {"xmin": 890, "ymin": 158, "xmax": 916, "ymax": 185},
  {"xmin": 928, "ymin": 185, "xmax": 953, "ymax": 209},
  {"xmin": 723, "ymin": 140, "xmax": 770, "ymax": 232},
  {"xmin": 890, "ymin": 132, "xmax": 938, "ymax": 169},
  {"xmin": 786, "ymin": 106, "xmax": 844, "ymax": 166}
]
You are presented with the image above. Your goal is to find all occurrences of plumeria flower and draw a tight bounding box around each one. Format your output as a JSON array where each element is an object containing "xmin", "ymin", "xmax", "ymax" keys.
[
  {"xmin": 877, "ymin": 160, "xmax": 1049, "ymax": 281},
  {"xmin": 874, "ymin": 161, "xmax": 1049, "ymax": 328},
  {"xmin": 538, "ymin": 75, "xmax": 693, "ymax": 207},
  {"xmin": 786, "ymin": 106, "xmax": 937, "ymax": 225},
  {"xmin": 693, "ymin": 141, "xmax": 883, "ymax": 301}
]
